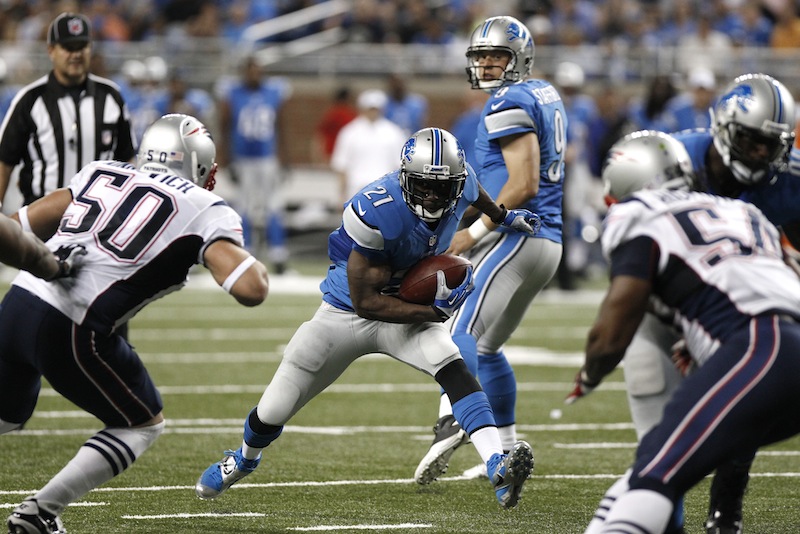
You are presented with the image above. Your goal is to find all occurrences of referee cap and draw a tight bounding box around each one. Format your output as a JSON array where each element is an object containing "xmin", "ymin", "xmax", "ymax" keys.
[{"xmin": 47, "ymin": 12, "xmax": 91, "ymax": 46}]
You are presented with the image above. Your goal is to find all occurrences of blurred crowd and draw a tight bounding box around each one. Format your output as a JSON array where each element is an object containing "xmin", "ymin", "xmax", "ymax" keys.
[
  {"xmin": 1, "ymin": 0, "xmax": 799, "ymax": 48},
  {"xmin": 2, "ymin": 0, "xmax": 800, "ymax": 283}
]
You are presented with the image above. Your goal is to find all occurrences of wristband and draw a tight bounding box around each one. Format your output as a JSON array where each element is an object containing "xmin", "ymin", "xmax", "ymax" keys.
[
  {"xmin": 467, "ymin": 218, "xmax": 491, "ymax": 241},
  {"xmin": 18, "ymin": 206, "xmax": 32, "ymax": 233},
  {"xmin": 222, "ymin": 255, "xmax": 257, "ymax": 293},
  {"xmin": 490, "ymin": 205, "xmax": 508, "ymax": 225},
  {"xmin": 580, "ymin": 368, "xmax": 600, "ymax": 387}
]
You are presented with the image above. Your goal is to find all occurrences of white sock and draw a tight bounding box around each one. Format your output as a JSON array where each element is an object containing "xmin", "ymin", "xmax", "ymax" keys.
[
  {"xmin": 437, "ymin": 393, "xmax": 452, "ymax": 419},
  {"xmin": 35, "ymin": 422, "xmax": 165, "ymax": 515},
  {"xmin": 241, "ymin": 442, "xmax": 263, "ymax": 460},
  {"xmin": 595, "ymin": 488, "xmax": 672, "ymax": 534},
  {"xmin": 469, "ymin": 426, "xmax": 503, "ymax": 463},
  {"xmin": 584, "ymin": 470, "xmax": 631, "ymax": 533},
  {"xmin": 498, "ymin": 424, "xmax": 516, "ymax": 451}
]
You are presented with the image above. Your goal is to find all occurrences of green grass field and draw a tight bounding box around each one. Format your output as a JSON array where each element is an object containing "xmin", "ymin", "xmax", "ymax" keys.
[{"xmin": 2, "ymin": 270, "xmax": 799, "ymax": 533}]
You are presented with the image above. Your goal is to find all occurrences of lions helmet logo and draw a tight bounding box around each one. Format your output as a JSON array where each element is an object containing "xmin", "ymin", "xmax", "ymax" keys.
[
  {"xmin": 505, "ymin": 21, "xmax": 526, "ymax": 44},
  {"xmin": 720, "ymin": 84, "xmax": 755, "ymax": 114},
  {"xmin": 402, "ymin": 137, "xmax": 416, "ymax": 163}
]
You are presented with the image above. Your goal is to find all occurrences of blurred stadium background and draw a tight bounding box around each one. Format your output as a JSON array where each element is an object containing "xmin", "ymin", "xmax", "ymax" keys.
[{"xmin": 2, "ymin": 0, "xmax": 800, "ymax": 267}]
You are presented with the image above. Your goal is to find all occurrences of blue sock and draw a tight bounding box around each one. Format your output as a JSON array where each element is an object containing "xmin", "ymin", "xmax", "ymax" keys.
[
  {"xmin": 243, "ymin": 408, "xmax": 283, "ymax": 448},
  {"xmin": 453, "ymin": 333, "xmax": 478, "ymax": 377},
  {"xmin": 451, "ymin": 391, "xmax": 496, "ymax": 434},
  {"xmin": 478, "ymin": 352, "xmax": 516, "ymax": 426},
  {"xmin": 266, "ymin": 213, "xmax": 287, "ymax": 247}
]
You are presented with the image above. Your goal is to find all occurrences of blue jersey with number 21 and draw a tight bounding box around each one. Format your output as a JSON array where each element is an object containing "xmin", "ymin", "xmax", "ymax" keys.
[{"xmin": 321, "ymin": 168, "xmax": 479, "ymax": 311}]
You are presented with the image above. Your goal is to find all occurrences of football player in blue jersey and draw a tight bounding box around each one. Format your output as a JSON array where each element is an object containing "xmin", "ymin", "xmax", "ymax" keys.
[
  {"xmin": 574, "ymin": 130, "xmax": 800, "ymax": 534},
  {"xmin": 414, "ymin": 15, "xmax": 567, "ymax": 485},
  {"xmin": 570, "ymin": 74, "xmax": 798, "ymax": 534},
  {"xmin": 217, "ymin": 56, "xmax": 292, "ymax": 273},
  {"xmin": 196, "ymin": 127, "xmax": 541, "ymax": 509}
]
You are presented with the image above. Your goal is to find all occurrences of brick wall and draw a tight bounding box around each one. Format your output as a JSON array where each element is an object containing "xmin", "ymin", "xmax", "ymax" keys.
[{"xmin": 281, "ymin": 76, "xmax": 474, "ymax": 165}]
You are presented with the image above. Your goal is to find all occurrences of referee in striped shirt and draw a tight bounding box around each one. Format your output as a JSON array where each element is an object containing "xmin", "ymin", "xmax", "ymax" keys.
[{"xmin": 0, "ymin": 12, "xmax": 135, "ymax": 209}]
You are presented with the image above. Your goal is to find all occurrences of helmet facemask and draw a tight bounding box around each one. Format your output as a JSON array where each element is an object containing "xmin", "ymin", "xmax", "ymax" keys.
[
  {"xmin": 466, "ymin": 48, "xmax": 517, "ymax": 92},
  {"xmin": 399, "ymin": 128, "xmax": 467, "ymax": 222},
  {"xmin": 713, "ymin": 118, "xmax": 793, "ymax": 186}
]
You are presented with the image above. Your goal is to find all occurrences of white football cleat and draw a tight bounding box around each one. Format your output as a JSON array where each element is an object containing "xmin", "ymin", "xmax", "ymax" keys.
[{"xmin": 414, "ymin": 414, "xmax": 469, "ymax": 485}]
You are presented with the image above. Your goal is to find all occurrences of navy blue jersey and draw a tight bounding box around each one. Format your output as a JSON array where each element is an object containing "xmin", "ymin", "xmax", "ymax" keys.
[
  {"xmin": 475, "ymin": 79, "xmax": 566, "ymax": 243},
  {"xmin": 321, "ymin": 169, "xmax": 479, "ymax": 311}
]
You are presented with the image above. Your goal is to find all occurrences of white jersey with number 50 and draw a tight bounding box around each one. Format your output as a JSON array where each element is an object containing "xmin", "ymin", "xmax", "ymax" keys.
[
  {"xmin": 603, "ymin": 189, "xmax": 800, "ymax": 364},
  {"xmin": 13, "ymin": 160, "xmax": 243, "ymax": 334}
]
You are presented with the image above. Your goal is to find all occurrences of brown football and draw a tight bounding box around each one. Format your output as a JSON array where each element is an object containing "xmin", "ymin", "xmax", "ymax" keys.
[{"xmin": 398, "ymin": 254, "xmax": 472, "ymax": 305}]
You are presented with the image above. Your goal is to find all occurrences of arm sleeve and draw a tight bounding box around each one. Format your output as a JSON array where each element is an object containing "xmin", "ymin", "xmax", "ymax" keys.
[{"xmin": 609, "ymin": 235, "xmax": 660, "ymax": 281}]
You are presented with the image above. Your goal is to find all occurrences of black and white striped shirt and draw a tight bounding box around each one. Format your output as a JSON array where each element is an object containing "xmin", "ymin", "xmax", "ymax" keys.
[{"xmin": 0, "ymin": 71, "xmax": 136, "ymax": 205}]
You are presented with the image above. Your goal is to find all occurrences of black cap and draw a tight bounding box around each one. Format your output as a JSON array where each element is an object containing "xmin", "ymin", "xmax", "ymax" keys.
[{"xmin": 47, "ymin": 12, "xmax": 91, "ymax": 46}]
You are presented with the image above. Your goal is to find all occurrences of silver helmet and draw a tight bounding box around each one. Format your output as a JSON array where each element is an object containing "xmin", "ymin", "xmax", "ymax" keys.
[
  {"xmin": 136, "ymin": 114, "xmax": 217, "ymax": 190},
  {"xmin": 466, "ymin": 16, "xmax": 534, "ymax": 92},
  {"xmin": 711, "ymin": 73, "xmax": 796, "ymax": 186},
  {"xmin": 602, "ymin": 130, "xmax": 696, "ymax": 204},
  {"xmin": 400, "ymin": 128, "xmax": 467, "ymax": 222}
]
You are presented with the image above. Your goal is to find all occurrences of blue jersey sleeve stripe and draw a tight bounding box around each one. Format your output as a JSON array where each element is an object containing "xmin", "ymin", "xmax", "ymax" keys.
[{"xmin": 342, "ymin": 203, "xmax": 384, "ymax": 251}]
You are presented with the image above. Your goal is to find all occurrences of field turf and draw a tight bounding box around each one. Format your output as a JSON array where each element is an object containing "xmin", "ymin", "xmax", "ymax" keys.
[{"xmin": 2, "ymin": 269, "xmax": 799, "ymax": 533}]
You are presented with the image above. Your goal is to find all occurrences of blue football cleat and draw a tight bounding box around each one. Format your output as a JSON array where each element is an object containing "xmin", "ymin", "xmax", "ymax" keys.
[
  {"xmin": 195, "ymin": 447, "xmax": 261, "ymax": 500},
  {"xmin": 489, "ymin": 440, "xmax": 534, "ymax": 509}
]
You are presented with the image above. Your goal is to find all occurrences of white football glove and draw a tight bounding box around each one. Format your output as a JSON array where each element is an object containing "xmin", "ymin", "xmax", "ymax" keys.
[{"xmin": 431, "ymin": 266, "xmax": 474, "ymax": 321}]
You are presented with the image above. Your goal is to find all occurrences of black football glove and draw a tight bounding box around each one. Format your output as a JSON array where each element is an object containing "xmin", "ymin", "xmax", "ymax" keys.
[{"xmin": 48, "ymin": 244, "xmax": 87, "ymax": 281}]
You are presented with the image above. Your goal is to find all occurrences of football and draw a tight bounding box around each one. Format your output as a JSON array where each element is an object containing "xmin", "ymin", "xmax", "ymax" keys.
[{"xmin": 398, "ymin": 254, "xmax": 472, "ymax": 305}]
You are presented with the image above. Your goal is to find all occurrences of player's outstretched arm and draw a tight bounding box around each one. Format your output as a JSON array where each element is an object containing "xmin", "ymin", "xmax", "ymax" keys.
[
  {"xmin": 205, "ymin": 240, "xmax": 269, "ymax": 307},
  {"xmin": 583, "ymin": 275, "xmax": 651, "ymax": 385},
  {"xmin": 0, "ymin": 214, "xmax": 61, "ymax": 279}
]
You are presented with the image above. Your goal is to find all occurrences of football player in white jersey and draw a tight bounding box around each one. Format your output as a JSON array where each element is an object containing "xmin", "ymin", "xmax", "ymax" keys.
[
  {"xmin": 571, "ymin": 131, "xmax": 800, "ymax": 534},
  {"xmin": 589, "ymin": 74, "xmax": 798, "ymax": 534},
  {"xmin": 195, "ymin": 127, "xmax": 539, "ymax": 510},
  {"xmin": 2, "ymin": 113, "xmax": 269, "ymax": 534}
]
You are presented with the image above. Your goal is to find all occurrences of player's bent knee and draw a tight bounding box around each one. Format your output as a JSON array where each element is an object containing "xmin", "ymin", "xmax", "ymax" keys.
[
  {"xmin": 104, "ymin": 420, "xmax": 166, "ymax": 460},
  {"xmin": 435, "ymin": 359, "xmax": 481, "ymax": 404}
]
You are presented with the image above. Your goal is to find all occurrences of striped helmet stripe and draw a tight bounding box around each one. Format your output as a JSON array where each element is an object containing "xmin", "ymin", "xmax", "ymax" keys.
[
  {"xmin": 431, "ymin": 128, "xmax": 442, "ymax": 165},
  {"xmin": 768, "ymin": 79, "xmax": 786, "ymax": 124},
  {"xmin": 480, "ymin": 20, "xmax": 493, "ymax": 38}
]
